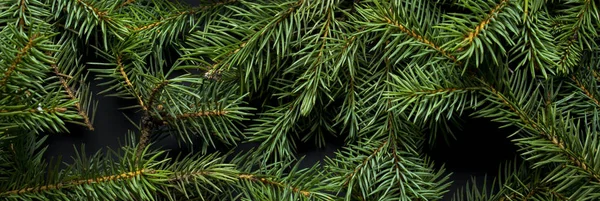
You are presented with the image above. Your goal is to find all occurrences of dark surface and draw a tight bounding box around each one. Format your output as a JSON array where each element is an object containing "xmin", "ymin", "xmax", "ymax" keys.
[{"xmin": 425, "ymin": 116, "xmax": 520, "ymax": 200}]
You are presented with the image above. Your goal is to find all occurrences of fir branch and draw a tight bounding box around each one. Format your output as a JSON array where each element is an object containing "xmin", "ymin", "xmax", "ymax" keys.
[
  {"xmin": 0, "ymin": 107, "xmax": 68, "ymax": 114},
  {"xmin": 132, "ymin": 0, "xmax": 238, "ymax": 32},
  {"xmin": 227, "ymin": 0, "xmax": 304, "ymax": 62},
  {"xmin": 132, "ymin": 10, "xmax": 195, "ymax": 32},
  {"xmin": 406, "ymin": 87, "xmax": 483, "ymax": 98},
  {"xmin": 171, "ymin": 110, "xmax": 228, "ymax": 119},
  {"xmin": 50, "ymin": 57, "xmax": 94, "ymax": 131},
  {"xmin": 0, "ymin": 169, "xmax": 150, "ymax": 196},
  {"xmin": 135, "ymin": 117, "xmax": 151, "ymax": 160},
  {"xmin": 341, "ymin": 140, "xmax": 388, "ymax": 187},
  {"xmin": 571, "ymin": 75, "xmax": 600, "ymax": 107},
  {"xmin": 116, "ymin": 54, "xmax": 146, "ymax": 111},
  {"xmin": 75, "ymin": 0, "xmax": 107, "ymax": 19},
  {"xmin": 485, "ymin": 84, "xmax": 600, "ymax": 182},
  {"xmin": 17, "ymin": 0, "xmax": 25, "ymax": 29},
  {"xmin": 556, "ymin": 0, "xmax": 595, "ymax": 71},
  {"xmin": 238, "ymin": 173, "xmax": 310, "ymax": 197},
  {"xmin": 198, "ymin": 0, "xmax": 238, "ymax": 9},
  {"xmin": 496, "ymin": 183, "xmax": 568, "ymax": 201},
  {"xmin": 119, "ymin": 0, "xmax": 135, "ymax": 8},
  {"xmin": 383, "ymin": 17, "xmax": 457, "ymax": 63},
  {"xmin": 463, "ymin": 0, "xmax": 510, "ymax": 46},
  {"xmin": 146, "ymin": 80, "xmax": 168, "ymax": 111},
  {"xmin": 167, "ymin": 170, "xmax": 214, "ymax": 182},
  {"xmin": 592, "ymin": 69, "xmax": 600, "ymax": 83},
  {"xmin": 0, "ymin": 33, "xmax": 39, "ymax": 88},
  {"xmin": 438, "ymin": 0, "xmax": 519, "ymax": 66}
]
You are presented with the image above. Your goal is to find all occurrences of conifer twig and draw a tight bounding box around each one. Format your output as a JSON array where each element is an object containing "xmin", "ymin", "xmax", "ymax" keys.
[
  {"xmin": 342, "ymin": 141, "xmax": 387, "ymax": 187},
  {"xmin": 238, "ymin": 173, "xmax": 311, "ymax": 197},
  {"xmin": 486, "ymin": 84, "xmax": 600, "ymax": 183},
  {"xmin": 571, "ymin": 75, "xmax": 600, "ymax": 107},
  {"xmin": 557, "ymin": 0, "xmax": 592, "ymax": 69},
  {"xmin": 464, "ymin": 0, "xmax": 510, "ymax": 44},
  {"xmin": 0, "ymin": 169, "xmax": 151, "ymax": 196},
  {"xmin": 383, "ymin": 16, "xmax": 457, "ymax": 63},
  {"xmin": 116, "ymin": 55, "xmax": 146, "ymax": 111},
  {"xmin": 17, "ymin": 0, "xmax": 26, "ymax": 29},
  {"xmin": 0, "ymin": 34, "xmax": 39, "ymax": 88},
  {"xmin": 119, "ymin": 0, "xmax": 135, "ymax": 8},
  {"xmin": 0, "ymin": 107, "xmax": 68, "ymax": 114},
  {"xmin": 75, "ymin": 0, "xmax": 107, "ymax": 18},
  {"xmin": 49, "ymin": 53, "xmax": 94, "ymax": 130},
  {"xmin": 132, "ymin": 0, "xmax": 238, "ymax": 32}
]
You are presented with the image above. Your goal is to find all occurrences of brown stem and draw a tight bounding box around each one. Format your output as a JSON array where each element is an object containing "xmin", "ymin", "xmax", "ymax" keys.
[
  {"xmin": 0, "ymin": 169, "xmax": 150, "ymax": 196},
  {"xmin": 571, "ymin": 75, "xmax": 600, "ymax": 107},
  {"xmin": 49, "ymin": 55, "xmax": 94, "ymax": 130},
  {"xmin": 238, "ymin": 173, "xmax": 310, "ymax": 197},
  {"xmin": 132, "ymin": 0, "xmax": 238, "ymax": 32},
  {"xmin": 116, "ymin": 55, "xmax": 146, "ymax": 111},
  {"xmin": 135, "ymin": 114, "xmax": 153, "ymax": 161},
  {"xmin": 75, "ymin": 0, "xmax": 107, "ymax": 18},
  {"xmin": 0, "ymin": 34, "xmax": 39, "ymax": 88},
  {"xmin": 118, "ymin": 0, "xmax": 135, "ymax": 8},
  {"xmin": 383, "ymin": 16, "xmax": 457, "ymax": 63},
  {"xmin": 18, "ymin": 0, "xmax": 26, "ymax": 29},
  {"xmin": 464, "ymin": 0, "xmax": 510, "ymax": 45},
  {"xmin": 342, "ymin": 140, "xmax": 388, "ymax": 187},
  {"xmin": 0, "ymin": 107, "xmax": 68, "ymax": 114}
]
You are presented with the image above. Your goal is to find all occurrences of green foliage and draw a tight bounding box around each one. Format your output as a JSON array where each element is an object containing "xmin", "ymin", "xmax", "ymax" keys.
[{"xmin": 1, "ymin": 0, "xmax": 600, "ymax": 200}]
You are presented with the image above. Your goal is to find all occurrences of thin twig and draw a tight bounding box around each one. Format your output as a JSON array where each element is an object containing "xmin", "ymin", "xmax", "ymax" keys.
[{"xmin": 0, "ymin": 34, "xmax": 39, "ymax": 88}]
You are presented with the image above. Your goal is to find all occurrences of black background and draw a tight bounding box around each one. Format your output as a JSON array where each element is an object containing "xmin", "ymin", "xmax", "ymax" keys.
[{"xmin": 42, "ymin": 0, "xmax": 521, "ymax": 200}]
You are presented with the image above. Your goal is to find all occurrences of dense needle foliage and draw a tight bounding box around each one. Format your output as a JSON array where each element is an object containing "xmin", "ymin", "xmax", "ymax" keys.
[{"xmin": 0, "ymin": 0, "xmax": 599, "ymax": 200}]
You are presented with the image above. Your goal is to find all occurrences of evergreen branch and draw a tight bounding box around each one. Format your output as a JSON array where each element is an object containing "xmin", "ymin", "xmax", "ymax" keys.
[
  {"xmin": 167, "ymin": 170, "xmax": 215, "ymax": 182},
  {"xmin": 146, "ymin": 80, "xmax": 168, "ymax": 111},
  {"xmin": 132, "ymin": 0, "xmax": 237, "ymax": 32},
  {"xmin": 75, "ymin": 0, "xmax": 107, "ymax": 18},
  {"xmin": 484, "ymin": 83, "xmax": 600, "ymax": 182},
  {"xmin": 0, "ymin": 0, "xmax": 52, "ymax": 31},
  {"xmin": 0, "ymin": 169, "xmax": 150, "ymax": 196},
  {"xmin": 383, "ymin": 17, "xmax": 457, "ymax": 63},
  {"xmin": 496, "ymin": 183, "xmax": 568, "ymax": 201},
  {"xmin": 387, "ymin": 63, "xmax": 482, "ymax": 122},
  {"xmin": 571, "ymin": 75, "xmax": 600, "ymax": 107},
  {"xmin": 341, "ymin": 140, "xmax": 388, "ymax": 187},
  {"xmin": 170, "ymin": 110, "xmax": 228, "ymax": 120},
  {"xmin": 116, "ymin": 54, "xmax": 146, "ymax": 111},
  {"xmin": 54, "ymin": 0, "xmax": 130, "ymax": 44},
  {"xmin": 133, "ymin": 10, "xmax": 195, "ymax": 32},
  {"xmin": 556, "ymin": 0, "xmax": 595, "ymax": 72},
  {"xmin": 0, "ymin": 33, "xmax": 39, "ymax": 88},
  {"xmin": 0, "ymin": 107, "xmax": 68, "ymax": 114},
  {"xmin": 439, "ymin": 0, "xmax": 519, "ymax": 66},
  {"xmin": 17, "ymin": 0, "xmax": 25, "ymax": 29},
  {"xmin": 134, "ymin": 80, "xmax": 168, "ymax": 158},
  {"xmin": 406, "ymin": 87, "xmax": 483, "ymax": 97},
  {"xmin": 463, "ymin": 0, "xmax": 510, "ymax": 46},
  {"xmin": 50, "ymin": 58, "xmax": 94, "ymax": 131},
  {"xmin": 288, "ymin": 3, "xmax": 335, "ymax": 116},
  {"xmin": 149, "ymin": 79, "xmax": 252, "ymax": 149},
  {"xmin": 218, "ymin": 0, "xmax": 304, "ymax": 71},
  {"xmin": 592, "ymin": 69, "xmax": 600, "ymax": 83},
  {"xmin": 135, "ymin": 115, "xmax": 152, "ymax": 161},
  {"xmin": 509, "ymin": 6, "xmax": 558, "ymax": 78},
  {"xmin": 238, "ymin": 173, "xmax": 310, "ymax": 197},
  {"xmin": 119, "ymin": 0, "xmax": 135, "ymax": 8}
]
